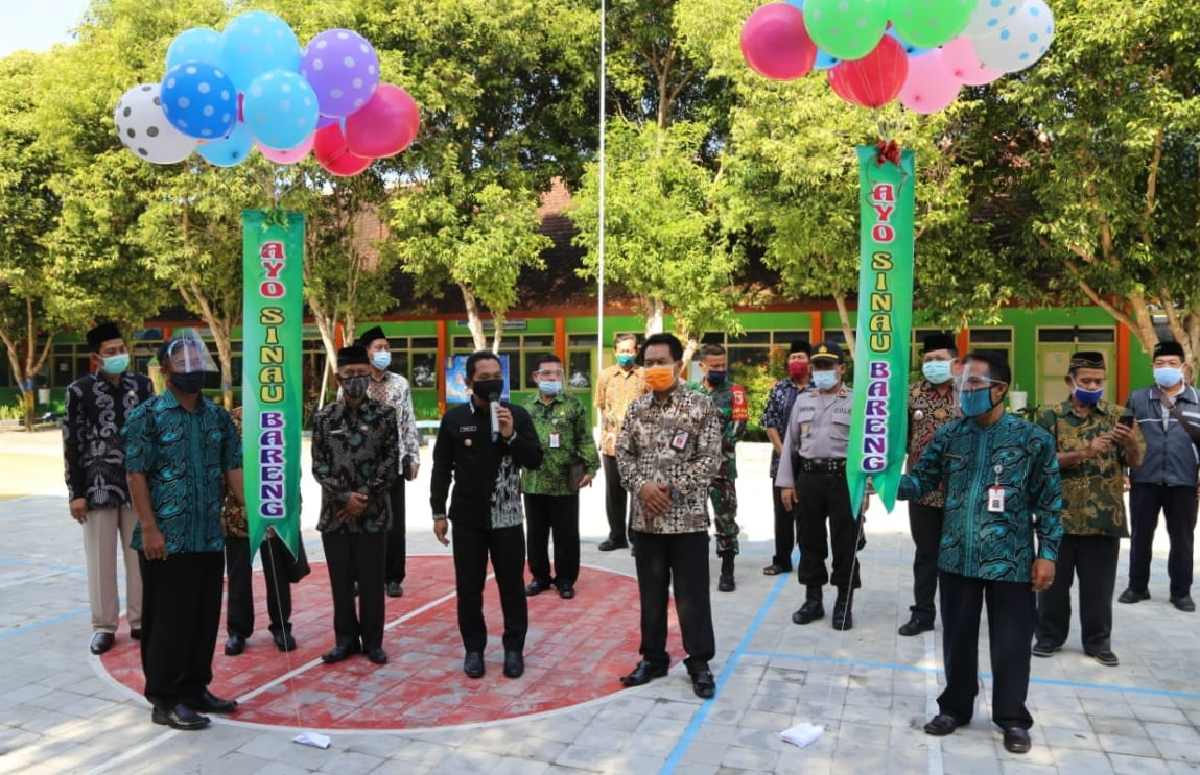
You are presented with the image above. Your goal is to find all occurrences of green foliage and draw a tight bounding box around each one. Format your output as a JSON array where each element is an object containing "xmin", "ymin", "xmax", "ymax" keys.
[{"xmin": 731, "ymin": 346, "xmax": 787, "ymax": 441}]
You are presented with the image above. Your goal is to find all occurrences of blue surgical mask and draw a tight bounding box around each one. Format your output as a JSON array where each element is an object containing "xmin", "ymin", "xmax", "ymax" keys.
[
  {"xmin": 922, "ymin": 360, "xmax": 953, "ymax": 385},
  {"xmin": 371, "ymin": 351, "xmax": 392, "ymax": 370},
  {"xmin": 616, "ymin": 354, "xmax": 636, "ymax": 368},
  {"xmin": 101, "ymin": 354, "xmax": 129, "ymax": 375},
  {"xmin": 813, "ymin": 370, "xmax": 839, "ymax": 391},
  {"xmin": 538, "ymin": 380, "xmax": 563, "ymax": 396},
  {"xmin": 706, "ymin": 370, "xmax": 727, "ymax": 388},
  {"xmin": 959, "ymin": 387, "xmax": 995, "ymax": 418},
  {"xmin": 1072, "ymin": 381, "xmax": 1104, "ymax": 407},
  {"xmin": 1155, "ymin": 367, "xmax": 1184, "ymax": 389}
]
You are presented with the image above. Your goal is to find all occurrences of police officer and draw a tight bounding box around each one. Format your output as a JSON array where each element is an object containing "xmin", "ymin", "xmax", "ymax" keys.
[
  {"xmin": 776, "ymin": 341, "xmax": 861, "ymax": 630},
  {"xmin": 688, "ymin": 343, "xmax": 746, "ymax": 592}
]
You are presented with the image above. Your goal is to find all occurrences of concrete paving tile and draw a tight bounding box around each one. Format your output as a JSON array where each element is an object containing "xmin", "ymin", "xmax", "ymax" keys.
[
  {"xmin": 722, "ymin": 744, "xmax": 781, "ymax": 770},
  {"xmin": 1099, "ymin": 733, "xmax": 1161, "ymax": 757},
  {"xmin": 317, "ymin": 750, "xmax": 386, "ymax": 774},
  {"xmin": 1133, "ymin": 705, "xmax": 1192, "ymax": 724},
  {"xmin": 1154, "ymin": 740, "xmax": 1200, "ymax": 763},
  {"xmin": 1110, "ymin": 753, "xmax": 1173, "ymax": 775}
]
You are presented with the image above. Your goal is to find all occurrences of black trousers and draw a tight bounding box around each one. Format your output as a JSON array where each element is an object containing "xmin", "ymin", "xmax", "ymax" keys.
[
  {"xmin": 225, "ymin": 534, "xmax": 292, "ymax": 638},
  {"xmin": 1036, "ymin": 534, "xmax": 1119, "ymax": 653},
  {"xmin": 386, "ymin": 476, "xmax": 406, "ymax": 585},
  {"xmin": 139, "ymin": 551, "xmax": 224, "ymax": 707},
  {"xmin": 909, "ymin": 504, "xmax": 945, "ymax": 624},
  {"xmin": 322, "ymin": 529, "xmax": 386, "ymax": 651},
  {"xmin": 452, "ymin": 521, "xmax": 528, "ymax": 653},
  {"xmin": 631, "ymin": 530, "xmax": 715, "ymax": 673},
  {"xmin": 603, "ymin": 454, "xmax": 630, "ymax": 545},
  {"xmin": 525, "ymin": 493, "xmax": 581, "ymax": 586},
  {"xmin": 938, "ymin": 571, "xmax": 1035, "ymax": 730},
  {"xmin": 1129, "ymin": 483, "xmax": 1197, "ymax": 598},
  {"xmin": 794, "ymin": 471, "xmax": 862, "ymax": 589},
  {"xmin": 772, "ymin": 486, "xmax": 796, "ymax": 569}
]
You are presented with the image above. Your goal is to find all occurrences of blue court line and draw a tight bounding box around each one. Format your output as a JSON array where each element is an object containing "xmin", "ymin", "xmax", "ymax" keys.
[
  {"xmin": 659, "ymin": 563, "xmax": 795, "ymax": 775},
  {"xmin": 745, "ymin": 650, "xmax": 1200, "ymax": 702},
  {"xmin": 0, "ymin": 607, "xmax": 89, "ymax": 642}
]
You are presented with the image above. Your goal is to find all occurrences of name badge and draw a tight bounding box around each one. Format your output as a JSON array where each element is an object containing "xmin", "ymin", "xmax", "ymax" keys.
[
  {"xmin": 549, "ymin": 432, "xmax": 561, "ymax": 449},
  {"xmin": 987, "ymin": 486, "xmax": 1006, "ymax": 513},
  {"xmin": 671, "ymin": 431, "xmax": 689, "ymax": 452},
  {"xmin": 460, "ymin": 425, "xmax": 477, "ymax": 433}
]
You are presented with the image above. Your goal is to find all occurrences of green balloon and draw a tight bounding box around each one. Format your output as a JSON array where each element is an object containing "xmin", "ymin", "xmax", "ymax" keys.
[
  {"xmin": 803, "ymin": 0, "xmax": 890, "ymax": 61},
  {"xmin": 888, "ymin": 0, "xmax": 976, "ymax": 49}
]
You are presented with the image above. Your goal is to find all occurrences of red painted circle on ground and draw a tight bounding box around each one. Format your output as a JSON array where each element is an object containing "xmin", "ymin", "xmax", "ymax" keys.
[{"xmin": 99, "ymin": 556, "xmax": 682, "ymax": 729}]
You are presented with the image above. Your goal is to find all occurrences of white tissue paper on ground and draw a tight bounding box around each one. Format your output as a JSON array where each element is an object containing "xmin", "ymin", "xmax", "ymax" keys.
[
  {"xmin": 294, "ymin": 732, "xmax": 332, "ymax": 749},
  {"xmin": 780, "ymin": 723, "xmax": 824, "ymax": 749}
]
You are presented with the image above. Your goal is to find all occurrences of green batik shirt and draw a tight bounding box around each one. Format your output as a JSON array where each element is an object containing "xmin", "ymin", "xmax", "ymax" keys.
[
  {"xmin": 687, "ymin": 381, "xmax": 745, "ymax": 480},
  {"xmin": 1036, "ymin": 401, "xmax": 1142, "ymax": 538},
  {"xmin": 521, "ymin": 393, "xmax": 600, "ymax": 496}
]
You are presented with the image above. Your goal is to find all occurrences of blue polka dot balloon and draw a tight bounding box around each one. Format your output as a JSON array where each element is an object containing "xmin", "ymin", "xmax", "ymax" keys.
[
  {"xmin": 165, "ymin": 27, "xmax": 221, "ymax": 72},
  {"xmin": 972, "ymin": 0, "xmax": 1054, "ymax": 73},
  {"xmin": 160, "ymin": 63, "xmax": 238, "ymax": 140},
  {"xmin": 243, "ymin": 69, "xmax": 319, "ymax": 151},
  {"xmin": 197, "ymin": 121, "xmax": 254, "ymax": 167},
  {"xmin": 218, "ymin": 10, "xmax": 302, "ymax": 93},
  {"xmin": 963, "ymin": 0, "xmax": 1022, "ymax": 38}
]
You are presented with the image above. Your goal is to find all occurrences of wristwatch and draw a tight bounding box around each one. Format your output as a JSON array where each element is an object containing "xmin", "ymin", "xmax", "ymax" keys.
[{"xmin": 432, "ymin": 514, "xmax": 447, "ymax": 521}]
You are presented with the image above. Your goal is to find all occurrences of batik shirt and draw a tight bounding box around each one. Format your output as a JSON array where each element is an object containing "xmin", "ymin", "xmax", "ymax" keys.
[
  {"xmin": 63, "ymin": 372, "xmax": 154, "ymax": 508},
  {"xmin": 899, "ymin": 412, "xmax": 1063, "ymax": 583},
  {"xmin": 616, "ymin": 383, "xmax": 722, "ymax": 534},
  {"xmin": 124, "ymin": 391, "xmax": 241, "ymax": 554},
  {"xmin": 340, "ymin": 371, "xmax": 421, "ymax": 470},
  {"xmin": 762, "ymin": 378, "xmax": 806, "ymax": 479},
  {"xmin": 906, "ymin": 381, "xmax": 960, "ymax": 509},
  {"xmin": 221, "ymin": 407, "xmax": 249, "ymax": 538},
  {"xmin": 1036, "ymin": 401, "xmax": 1142, "ymax": 538},
  {"xmin": 522, "ymin": 393, "xmax": 600, "ymax": 496},
  {"xmin": 596, "ymin": 365, "xmax": 647, "ymax": 457},
  {"xmin": 687, "ymin": 380, "xmax": 746, "ymax": 480},
  {"xmin": 311, "ymin": 399, "xmax": 400, "ymax": 534}
]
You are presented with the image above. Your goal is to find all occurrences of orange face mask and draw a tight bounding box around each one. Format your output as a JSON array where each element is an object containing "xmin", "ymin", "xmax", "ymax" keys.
[{"xmin": 644, "ymin": 365, "xmax": 677, "ymax": 392}]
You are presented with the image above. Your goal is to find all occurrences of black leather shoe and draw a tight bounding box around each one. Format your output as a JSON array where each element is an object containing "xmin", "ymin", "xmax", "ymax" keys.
[
  {"xmin": 762, "ymin": 563, "xmax": 792, "ymax": 576},
  {"xmin": 1087, "ymin": 649, "xmax": 1120, "ymax": 667},
  {"xmin": 792, "ymin": 601, "xmax": 824, "ymax": 625},
  {"xmin": 558, "ymin": 584, "xmax": 576, "ymax": 600},
  {"xmin": 89, "ymin": 632, "xmax": 115, "ymax": 655},
  {"xmin": 130, "ymin": 628, "xmax": 142, "ymax": 641},
  {"xmin": 464, "ymin": 651, "xmax": 486, "ymax": 679},
  {"xmin": 272, "ymin": 630, "xmax": 297, "ymax": 652},
  {"xmin": 1002, "ymin": 726, "xmax": 1032, "ymax": 754},
  {"xmin": 322, "ymin": 640, "xmax": 360, "ymax": 664},
  {"xmin": 598, "ymin": 539, "xmax": 629, "ymax": 552},
  {"xmin": 526, "ymin": 578, "xmax": 554, "ymax": 597},
  {"xmin": 152, "ymin": 703, "xmax": 210, "ymax": 730},
  {"xmin": 503, "ymin": 650, "xmax": 524, "ymax": 679},
  {"xmin": 1172, "ymin": 595, "xmax": 1196, "ymax": 612},
  {"xmin": 831, "ymin": 593, "xmax": 853, "ymax": 631},
  {"xmin": 898, "ymin": 617, "xmax": 934, "ymax": 637},
  {"xmin": 1032, "ymin": 641, "xmax": 1059, "ymax": 658},
  {"xmin": 367, "ymin": 647, "xmax": 388, "ymax": 665},
  {"xmin": 224, "ymin": 634, "xmax": 246, "ymax": 656},
  {"xmin": 620, "ymin": 660, "xmax": 669, "ymax": 687},
  {"xmin": 185, "ymin": 690, "xmax": 237, "ymax": 714},
  {"xmin": 386, "ymin": 581, "xmax": 403, "ymax": 598},
  {"xmin": 690, "ymin": 668, "xmax": 716, "ymax": 699},
  {"xmin": 1118, "ymin": 587, "xmax": 1150, "ymax": 604},
  {"xmin": 923, "ymin": 714, "xmax": 963, "ymax": 736}
]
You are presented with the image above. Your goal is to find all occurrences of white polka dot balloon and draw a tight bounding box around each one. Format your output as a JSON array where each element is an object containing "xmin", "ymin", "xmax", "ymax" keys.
[
  {"xmin": 301, "ymin": 28, "xmax": 381, "ymax": 118},
  {"xmin": 243, "ymin": 69, "xmax": 319, "ymax": 150},
  {"xmin": 962, "ymin": 0, "xmax": 1023, "ymax": 39},
  {"xmin": 971, "ymin": 0, "xmax": 1055, "ymax": 73},
  {"xmin": 113, "ymin": 83, "xmax": 198, "ymax": 164}
]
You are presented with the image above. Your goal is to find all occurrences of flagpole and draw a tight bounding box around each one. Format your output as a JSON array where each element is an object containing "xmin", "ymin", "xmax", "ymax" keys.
[{"xmin": 595, "ymin": 0, "xmax": 606, "ymax": 385}]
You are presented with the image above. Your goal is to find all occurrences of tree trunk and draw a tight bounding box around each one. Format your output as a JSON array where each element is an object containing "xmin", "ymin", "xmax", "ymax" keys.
[
  {"xmin": 681, "ymin": 337, "xmax": 699, "ymax": 365},
  {"xmin": 833, "ymin": 292, "xmax": 856, "ymax": 352},
  {"xmin": 0, "ymin": 299, "xmax": 53, "ymax": 432},
  {"xmin": 182, "ymin": 285, "xmax": 237, "ymax": 409},
  {"xmin": 460, "ymin": 285, "xmax": 488, "ymax": 351},
  {"xmin": 644, "ymin": 297, "xmax": 665, "ymax": 336},
  {"xmin": 310, "ymin": 297, "xmax": 339, "ymax": 410},
  {"xmin": 491, "ymin": 311, "xmax": 505, "ymax": 355},
  {"xmin": 213, "ymin": 325, "xmax": 234, "ymax": 409}
]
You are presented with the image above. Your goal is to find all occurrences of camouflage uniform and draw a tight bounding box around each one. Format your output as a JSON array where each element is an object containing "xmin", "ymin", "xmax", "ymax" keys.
[{"xmin": 688, "ymin": 380, "xmax": 746, "ymax": 557}]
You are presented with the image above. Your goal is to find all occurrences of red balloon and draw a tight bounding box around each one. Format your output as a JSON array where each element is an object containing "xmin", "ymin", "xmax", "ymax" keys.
[
  {"xmin": 827, "ymin": 35, "xmax": 909, "ymax": 109},
  {"xmin": 741, "ymin": 3, "xmax": 817, "ymax": 81},
  {"xmin": 313, "ymin": 123, "xmax": 372, "ymax": 177},
  {"xmin": 345, "ymin": 83, "xmax": 421, "ymax": 159}
]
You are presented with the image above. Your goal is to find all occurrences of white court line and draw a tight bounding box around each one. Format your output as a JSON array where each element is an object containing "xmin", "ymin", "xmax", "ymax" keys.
[
  {"xmin": 924, "ymin": 629, "xmax": 944, "ymax": 775},
  {"xmin": 86, "ymin": 729, "xmax": 178, "ymax": 775}
]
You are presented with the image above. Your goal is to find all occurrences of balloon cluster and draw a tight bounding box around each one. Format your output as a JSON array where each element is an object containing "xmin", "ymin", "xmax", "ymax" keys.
[
  {"xmin": 114, "ymin": 11, "xmax": 420, "ymax": 176},
  {"xmin": 741, "ymin": 0, "xmax": 1055, "ymax": 113}
]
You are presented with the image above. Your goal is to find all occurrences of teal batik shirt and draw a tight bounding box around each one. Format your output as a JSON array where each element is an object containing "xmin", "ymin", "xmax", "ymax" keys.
[
  {"xmin": 521, "ymin": 393, "xmax": 600, "ymax": 496},
  {"xmin": 899, "ymin": 412, "xmax": 1063, "ymax": 583},
  {"xmin": 123, "ymin": 390, "xmax": 242, "ymax": 554}
]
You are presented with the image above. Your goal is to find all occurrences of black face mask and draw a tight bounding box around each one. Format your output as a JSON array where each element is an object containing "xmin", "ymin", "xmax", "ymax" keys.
[
  {"xmin": 169, "ymin": 371, "xmax": 206, "ymax": 395},
  {"xmin": 472, "ymin": 379, "xmax": 504, "ymax": 402},
  {"xmin": 341, "ymin": 375, "xmax": 370, "ymax": 400}
]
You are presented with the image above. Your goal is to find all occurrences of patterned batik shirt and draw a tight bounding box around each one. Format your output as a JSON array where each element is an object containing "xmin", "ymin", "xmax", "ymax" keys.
[
  {"xmin": 596, "ymin": 364, "xmax": 647, "ymax": 457},
  {"xmin": 762, "ymin": 378, "xmax": 806, "ymax": 480},
  {"xmin": 906, "ymin": 380, "xmax": 960, "ymax": 509},
  {"xmin": 687, "ymin": 380, "xmax": 746, "ymax": 480},
  {"xmin": 1036, "ymin": 401, "xmax": 1143, "ymax": 538},
  {"xmin": 340, "ymin": 371, "xmax": 421, "ymax": 470},
  {"xmin": 616, "ymin": 383, "xmax": 723, "ymax": 534},
  {"xmin": 522, "ymin": 393, "xmax": 601, "ymax": 496},
  {"xmin": 221, "ymin": 407, "xmax": 249, "ymax": 538},
  {"xmin": 311, "ymin": 399, "xmax": 400, "ymax": 534},
  {"xmin": 63, "ymin": 372, "xmax": 155, "ymax": 508},
  {"xmin": 124, "ymin": 391, "xmax": 242, "ymax": 554},
  {"xmin": 899, "ymin": 412, "xmax": 1063, "ymax": 583}
]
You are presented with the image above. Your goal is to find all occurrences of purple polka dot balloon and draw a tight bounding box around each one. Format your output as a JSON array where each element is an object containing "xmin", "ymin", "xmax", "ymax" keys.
[{"xmin": 301, "ymin": 29, "xmax": 380, "ymax": 118}]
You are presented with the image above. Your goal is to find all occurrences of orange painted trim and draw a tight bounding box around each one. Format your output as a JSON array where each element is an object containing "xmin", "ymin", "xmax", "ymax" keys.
[
  {"xmin": 956, "ymin": 329, "xmax": 970, "ymax": 357},
  {"xmin": 810, "ymin": 311, "xmax": 823, "ymax": 344},
  {"xmin": 334, "ymin": 323, "xmax": 346, "ymax": 350},
  {"xmin": 1117, "ymin": 322, "xmax": 1131, "ymax": 406},
  {"xmin": 436, "ymin": 319, "xmax": 447, "ymax": 415},
  {"xmin": 554, "ymin": 316, "xmax": 567, "ymax": 363}
]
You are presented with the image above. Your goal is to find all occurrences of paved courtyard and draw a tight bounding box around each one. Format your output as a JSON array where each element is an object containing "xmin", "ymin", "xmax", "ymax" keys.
[{"xmin": 2, "ymin": 430, "xmax": 1200, "ymax": 774}]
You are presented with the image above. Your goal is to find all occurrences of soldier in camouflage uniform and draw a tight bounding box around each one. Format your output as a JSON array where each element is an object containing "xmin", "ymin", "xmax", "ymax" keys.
[
  {"xmin": 1034, "ymin": 352, "xmax": 1143, "ymax": 668},
  {"xmin": 688, "ymin": 343, "xmax": 746, "ymax": 592}
]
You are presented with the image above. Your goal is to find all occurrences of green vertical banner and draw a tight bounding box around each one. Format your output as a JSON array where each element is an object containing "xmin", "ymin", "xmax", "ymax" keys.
[
  {"xmin": 242, "ymin": 210, "xmax": 305, "ymax": 559},
  {"xmin": 846, "ymin": 146, "xmax": 915, "ymax": 516}
]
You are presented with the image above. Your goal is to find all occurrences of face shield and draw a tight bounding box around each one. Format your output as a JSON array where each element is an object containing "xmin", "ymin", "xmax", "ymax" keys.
[
  {"xmin": 165, "ymin": 329, "xmax": 218, "ymax": 374},
  {"xmin": 957, "ymin": 369, "xmax": 1007, "ymax": 418}
]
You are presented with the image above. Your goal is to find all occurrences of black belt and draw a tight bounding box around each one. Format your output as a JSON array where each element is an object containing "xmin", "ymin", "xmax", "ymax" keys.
[{"xmin": 795, "ymin": 457, "xmax": 846, "ymax": 475}]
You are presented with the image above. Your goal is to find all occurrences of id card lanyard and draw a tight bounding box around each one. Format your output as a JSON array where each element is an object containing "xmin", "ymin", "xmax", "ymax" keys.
[{"xmin": 987, "ymin": 463, "xmax": 1005, "ymax": 513}]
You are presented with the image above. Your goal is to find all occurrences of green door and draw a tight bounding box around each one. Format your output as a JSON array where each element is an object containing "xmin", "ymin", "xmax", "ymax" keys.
[{"xmin": 1036, "ymin": 328, "xmax": 1116, "ymax": 408}]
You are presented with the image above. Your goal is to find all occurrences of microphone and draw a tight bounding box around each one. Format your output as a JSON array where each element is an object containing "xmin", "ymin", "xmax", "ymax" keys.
[{"xmin": 489, "ymin": 392, "xmax": 501, "ymax": 442}]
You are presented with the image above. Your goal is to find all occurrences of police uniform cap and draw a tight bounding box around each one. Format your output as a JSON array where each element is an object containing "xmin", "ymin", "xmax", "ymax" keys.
[{"xmin": 811, "ymin": 341, "xmax": 844, "ymax": 363}]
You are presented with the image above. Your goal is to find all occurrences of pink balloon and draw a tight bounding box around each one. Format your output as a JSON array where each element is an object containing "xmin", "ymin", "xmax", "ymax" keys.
[
  {"xmin": 899, "ymin": 50, "xmax": 962, "ymax": 114},
  {"xmin": 741, "ymin": 3, "xmax": 817, "ymax": 81},
  {"xmin": 345, "ymin": 83, "xmax": 420, "ymax": 159},
  {"xmin": 940, "ymin": 37, "xmax": 1002, "ymax": 87},
  {"xmin": 259, "ymin": 134, "xmax": 315, "ymax": 165}
]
